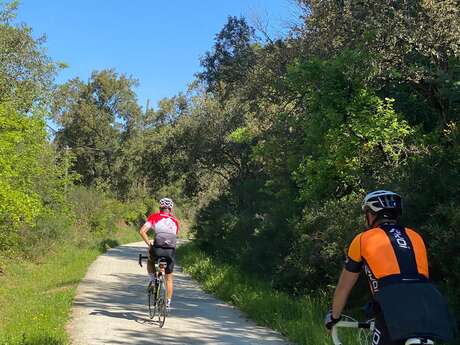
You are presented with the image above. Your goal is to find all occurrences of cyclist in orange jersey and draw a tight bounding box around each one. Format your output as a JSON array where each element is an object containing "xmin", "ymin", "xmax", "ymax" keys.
[{"xmin": 325, "ymin": 190, "xmax": 455, "ymax": 344}]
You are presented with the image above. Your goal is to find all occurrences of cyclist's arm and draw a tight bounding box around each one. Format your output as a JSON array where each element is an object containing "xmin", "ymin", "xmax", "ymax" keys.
[
  {"xmin": 174, "ymin": 218, "xmax": 180, "ymax": 234},
  {"xmin": 332, "ymin": 233, "xmax": 362, "ymax": 318},
  {"xmin": 332, "ymin": 268, "xmax": 360, "ymax": 318},
  {"xmin": 139, "ymin": 221, "xmax": 153, "ymax": 247}
]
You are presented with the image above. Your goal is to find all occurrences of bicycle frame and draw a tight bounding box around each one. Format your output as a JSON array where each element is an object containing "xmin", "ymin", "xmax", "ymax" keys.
[
  {"xmin": 139, "ymin": 253, "xmax": 168, "ymax": 327},
  {"xmin": 138, "ymin": 253, "xmax": 168, "ymax": 295}
]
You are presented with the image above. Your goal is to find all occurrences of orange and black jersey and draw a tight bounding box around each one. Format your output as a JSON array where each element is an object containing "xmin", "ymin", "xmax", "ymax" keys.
[{"xmin": 345, "ymin": 223, "xmax": 429, "ymax": 293}]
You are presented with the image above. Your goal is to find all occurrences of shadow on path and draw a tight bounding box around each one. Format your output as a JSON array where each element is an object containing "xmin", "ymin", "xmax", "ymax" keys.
[{"xmin": 69, "ymin": 242, "xmax": 289, "ymax": 345}]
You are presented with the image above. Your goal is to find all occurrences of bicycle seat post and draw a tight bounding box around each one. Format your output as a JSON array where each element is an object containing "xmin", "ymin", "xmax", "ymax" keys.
[{"xmin": 155, "ymin": 257, "xmax": 167, "ymax": 277}]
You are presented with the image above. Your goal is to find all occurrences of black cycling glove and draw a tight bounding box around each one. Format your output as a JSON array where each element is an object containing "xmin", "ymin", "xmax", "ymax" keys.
[{"xmin": 325, "ymin": 309, "xmax": 341, "ymax": 330}]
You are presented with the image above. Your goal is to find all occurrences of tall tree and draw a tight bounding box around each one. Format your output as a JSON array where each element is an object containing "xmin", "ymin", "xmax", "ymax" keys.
[
  {"xmin": 0, "ymin": 1, "xmax": 57, "ymax": 111},
  {"xmin": 296, "ymin": 0, "xmax": 460, "ymax": 129},
  {"xmin": 52, "ymin": 69, "xmax": 143, "ymax": 195},
  {"xmin": 198, "ymin": 16, "xmax": 256, "ymax": 98}
]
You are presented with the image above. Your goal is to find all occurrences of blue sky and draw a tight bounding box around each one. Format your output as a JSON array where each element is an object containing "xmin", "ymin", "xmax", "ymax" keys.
[{"xmin": 17, "ymin": 0, "xmax": 298, "ymax": 110}]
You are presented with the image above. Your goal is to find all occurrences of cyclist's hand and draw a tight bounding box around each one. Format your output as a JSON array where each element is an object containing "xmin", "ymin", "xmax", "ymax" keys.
[
  {"xmin": 148, "ymin": 240, "xmax": 153, "ymax": 248},
  {"xmin": 325, "ymin": 309, "xmax": 341, "ymax": 330}
]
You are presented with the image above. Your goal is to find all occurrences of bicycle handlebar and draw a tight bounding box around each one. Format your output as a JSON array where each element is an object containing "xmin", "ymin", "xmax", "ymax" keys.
[
  {"xmin": 332, "ymin": 320, "xmax": 372, "ymax": 345},
  {"xmin": 332, "ymin": 319, "xmax": 434, "ymax": 345},
  {"xmin": 138, "ymin": 254, "xmax": 148, "ymax": 267}
]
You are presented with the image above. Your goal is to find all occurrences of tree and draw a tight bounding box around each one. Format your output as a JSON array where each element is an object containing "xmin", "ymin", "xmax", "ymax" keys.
[
  {"xmin": 52, "ymin": 69, "xmax": 143, "ymax": 195},
  {"xmin": 296, "ymin": 0, "xmax": 460, "ymax": 130},
  {"xmin": 0, "ymin": 1, "xmax": 58, "ymax": 111},
  {"xmin": 198, "ymin": 16, "xmax": 256, "ymax": 98},
  {"xmin": 0, "ymin": 2, "xmax": 66, "ymax": 253}
]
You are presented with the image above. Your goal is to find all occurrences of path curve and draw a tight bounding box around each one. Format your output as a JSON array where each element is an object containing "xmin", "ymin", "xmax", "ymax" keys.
[{"xmin": 67, "ymin": 241, "xmax": 290, "ymax": 345}]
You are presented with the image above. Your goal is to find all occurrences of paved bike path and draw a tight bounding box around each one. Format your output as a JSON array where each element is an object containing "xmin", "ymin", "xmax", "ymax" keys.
[{"xmin": 68, "ymin": 241, "xmax": 290, "ymax": 345}]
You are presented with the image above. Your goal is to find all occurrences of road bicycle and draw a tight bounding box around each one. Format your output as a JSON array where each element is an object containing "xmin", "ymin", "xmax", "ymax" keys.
[
  {"xmin": 332, "ymin": 316, "xmax": 434, "ymax": 345},
  {"xmin": 138, "ymin": 254, "xmax": 168, "ymax": 328}
]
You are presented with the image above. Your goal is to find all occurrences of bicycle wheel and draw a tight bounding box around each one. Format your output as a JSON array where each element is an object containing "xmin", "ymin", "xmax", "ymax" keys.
[
  {"xmin": 157, "ymin": 279, "xmax": 167, "ymax": 328},
  {"xmin": 148, "ymin": 281, "xmax": 159, "ymax": 319}
]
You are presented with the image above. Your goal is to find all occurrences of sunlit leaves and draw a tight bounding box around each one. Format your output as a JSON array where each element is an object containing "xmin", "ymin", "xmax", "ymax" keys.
[{"xmin": 0, "ymin": 104, "xmax": 46, "ymax": 250}]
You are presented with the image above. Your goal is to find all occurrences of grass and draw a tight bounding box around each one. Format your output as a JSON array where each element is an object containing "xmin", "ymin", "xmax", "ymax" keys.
[
  {"xmin": 0, "ymin": 226, "xmax": 139, "ymax": 345},
  {"xmin": 177, "ymin": 242, "xmax": 364, "ymax": 345}
]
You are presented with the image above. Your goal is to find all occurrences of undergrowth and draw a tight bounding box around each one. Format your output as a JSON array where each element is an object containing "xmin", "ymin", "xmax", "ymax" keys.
[{"xmin": 177, "ymin": 242, "xmax": 363, "ymax": 345}]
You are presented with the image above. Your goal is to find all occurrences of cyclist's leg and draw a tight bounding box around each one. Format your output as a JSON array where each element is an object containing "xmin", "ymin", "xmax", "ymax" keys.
[
  {"xmin": 147, "ymin": 247, "xmax": 156, "ymax": 281},
  {"xmin": 151, "ymin": 247, "xmax": 175, "ymax": 297},
  {"xmin": 165, "ymin": 273, "xmax": 173, "ymax": 299},
  {"xmin": 164, "ymin": 248, "xmax": 175, "ymax": 300}
]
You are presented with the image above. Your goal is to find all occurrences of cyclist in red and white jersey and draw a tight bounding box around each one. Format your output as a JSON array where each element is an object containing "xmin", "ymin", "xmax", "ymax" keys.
[{"xmin": 139, "ymin": 197, "xmax": 179, "ymax": 310}]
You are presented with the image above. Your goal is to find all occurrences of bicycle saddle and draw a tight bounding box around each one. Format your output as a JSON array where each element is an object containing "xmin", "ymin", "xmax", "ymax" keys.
[{"xmin": 405, "ymin": 338, "xmax": 434, "ymax": 345}]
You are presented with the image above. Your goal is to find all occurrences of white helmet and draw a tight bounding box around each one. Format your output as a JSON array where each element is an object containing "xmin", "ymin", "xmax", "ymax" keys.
[
  {"xmin": 159, "ymin": 197, "xmax": 174, "ymax": 209},
  {"xmin": 362, "ymin": 190, "xmax": 402, "ymax": 214}
]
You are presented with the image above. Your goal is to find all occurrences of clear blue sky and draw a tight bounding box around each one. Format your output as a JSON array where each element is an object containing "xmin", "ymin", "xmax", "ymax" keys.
[{"xmin": 17, "ymin": 0, "xmax": 298, "ymax": 110}]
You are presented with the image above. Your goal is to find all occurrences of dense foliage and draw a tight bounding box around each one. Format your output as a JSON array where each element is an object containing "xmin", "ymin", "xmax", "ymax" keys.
[
  {"xmin": 162, "ymin": 1, "xmax": 460, "ymax": 301},
  {"xmin": 143, "ymin": 0, "xmax": 458, "ymax": 319},
  {"xmin": 0, "ymin": 1, "xmax": 65, "ymax": 255},
  {"xmin": 0, "ymin": 2, "xmax": 147, "ymax": 264},
  {"xmin": 1, "ymin": 0, "xmax": 460, "ymax": 336}
]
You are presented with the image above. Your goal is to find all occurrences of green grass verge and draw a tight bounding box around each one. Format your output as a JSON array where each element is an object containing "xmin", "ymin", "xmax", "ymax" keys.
[
  {"xmin": 0, "ymin": 226, "xmax": 139, "ymax": 345},
  {"xmin": 177, "ymin": 242, "xmax": 363, "ymax": 345}
]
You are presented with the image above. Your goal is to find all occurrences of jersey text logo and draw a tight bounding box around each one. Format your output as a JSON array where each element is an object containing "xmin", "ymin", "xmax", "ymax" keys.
[{"xmin": 389, "ymin": 228, "xmax": 409, "ymax": 249}]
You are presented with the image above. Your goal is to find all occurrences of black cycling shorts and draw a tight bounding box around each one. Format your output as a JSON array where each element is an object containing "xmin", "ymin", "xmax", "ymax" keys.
[
  {"xmin": 373, "ymin": 313, "xmax": 404, "ymax": 345},
  {"xmin": 148, "ymin": 246, "xmax": 175, "ymax": 274}
]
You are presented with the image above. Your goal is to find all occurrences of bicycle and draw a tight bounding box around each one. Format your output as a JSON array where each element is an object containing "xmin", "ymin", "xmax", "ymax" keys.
[
  {"xmin": 138, "ymin": 254, "xmax": 168, "ymax": 328},
  {"xmin": 332, "ymin": 316, "xmax": 435, "ymax": 345}
]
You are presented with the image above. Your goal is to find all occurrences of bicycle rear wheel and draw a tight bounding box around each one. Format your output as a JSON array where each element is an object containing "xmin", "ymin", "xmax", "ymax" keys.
[{"xmin": 157, "ymin": 279, "xmax": 167, "ymax": 328}]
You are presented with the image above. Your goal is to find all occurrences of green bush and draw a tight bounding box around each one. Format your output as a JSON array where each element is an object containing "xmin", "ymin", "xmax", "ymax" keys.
[
  {"xmin": 0, "ymin": 104, "xmax": 58, "ymax": 253},
  {"xmin": 122, "ymin": 199, "xmax": 148, "ymax": 226},
  {"xmin": 67, "ymin": 186, "xmax": 144, "ymax": 233},
  {"xmin": 67, "ymin": 187, "xmax": 105, "ymax": 231},
  {"xmin": 275, "ymin": 197, "xmax": 362, "ymax": 294}
]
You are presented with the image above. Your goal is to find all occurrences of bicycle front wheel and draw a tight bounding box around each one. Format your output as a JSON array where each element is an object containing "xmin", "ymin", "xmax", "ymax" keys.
[{"xmin": 148, "ymin": 281, "xmax": 159, "ymax": 319}]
